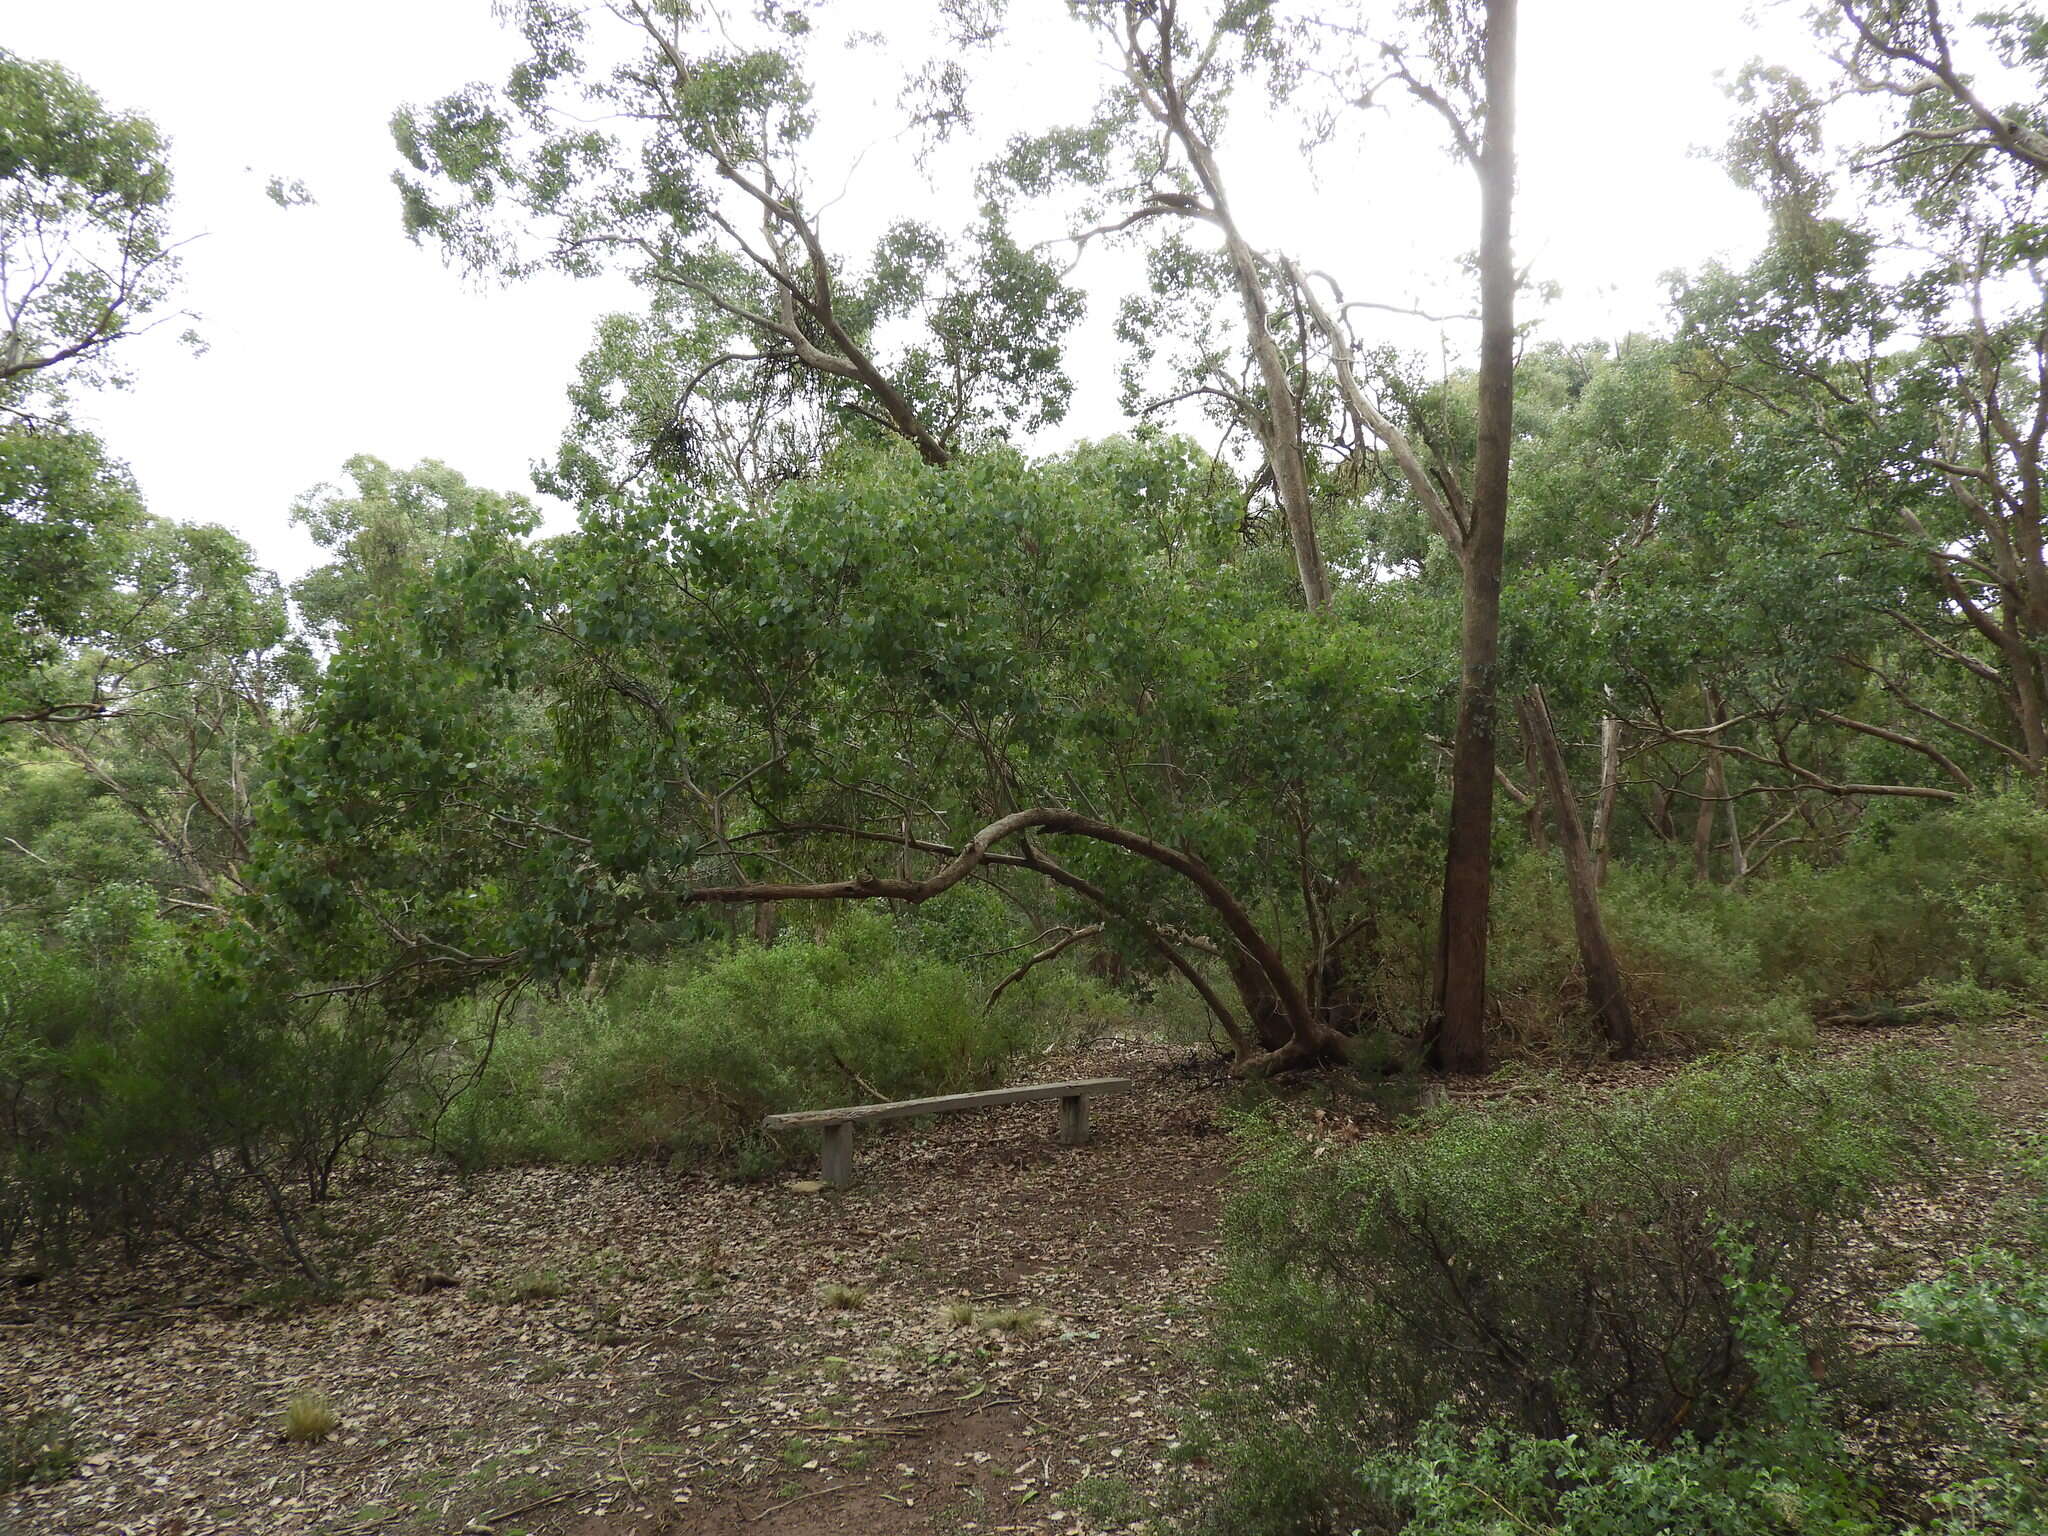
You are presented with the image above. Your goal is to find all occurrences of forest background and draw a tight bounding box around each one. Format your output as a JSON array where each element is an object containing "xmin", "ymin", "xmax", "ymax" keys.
[{"xmin": 5, "ymin": 2, "xmax": 2048, "ymax": 1531}]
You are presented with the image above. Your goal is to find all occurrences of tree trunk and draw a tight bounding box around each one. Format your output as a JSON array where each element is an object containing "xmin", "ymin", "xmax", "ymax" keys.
[
  {"xmin": 1723, "ymin": 787, "xmax": 1747, "ymax": 881},
  {"xmin": 1693, "ymin": 750, "xmax": 1722, "ymax": 883},
  {"xmin": 1225, "ymin": 946, "xmax": 1293, "ymax": 1052},
  {"xmin": 1522, "ymin": 729, "xmax": 1548, "ymax": 852},
  {"xmin": 1592, "ymin": 711, "xmax": 1622, "ymax": 884},
  {"xmin": 1518, "ymin": 687, "xmax": 1635, "ymax": 1057},
  {"xmin": 1172, "ymin": 119, "xmax": 1330, "ymax": 609},
  {"xmin": 1694, "ymin": 687, "xmax": 1730, "ymax": 883},
  {"xmin": 1430, "ymin": 0, "xmax": 1518, "ymax": 1076}
]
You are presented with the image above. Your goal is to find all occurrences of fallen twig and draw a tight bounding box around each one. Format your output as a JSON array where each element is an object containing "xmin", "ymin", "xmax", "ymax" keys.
[
  {"xmin": 473, "ymin": 1482, "xmax": 599, "ymax": 1527},
  {"xmin": 745, "ymin": 1482, "xmax": 856, "ymax": 1521}
]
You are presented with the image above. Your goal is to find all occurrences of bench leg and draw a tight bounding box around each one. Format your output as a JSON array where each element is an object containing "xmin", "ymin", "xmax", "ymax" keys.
[
  {"xmin": 820, "ymin": 1122, "xmax": 854, "ymax": 1189},
  {"xmin": 1058, "ymin": 1094, "xmax": 1091, "ymax": 1146}
]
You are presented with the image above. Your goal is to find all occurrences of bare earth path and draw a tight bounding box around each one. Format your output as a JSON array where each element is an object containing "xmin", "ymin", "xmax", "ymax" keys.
[
  {"xmin": 5, "ymin": 1023, "xmax": 2041, "ymax": 1536},
  {"xmin": 2, "ymin": 1042, "xmax": 1234, "ymax": 1536}
]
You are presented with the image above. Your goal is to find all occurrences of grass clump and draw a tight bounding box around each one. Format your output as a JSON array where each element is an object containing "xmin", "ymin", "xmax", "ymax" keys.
[
  {"xmin": 819, "ymin": 1283, "xmax": 867, "ymax": 1311},
  {"xmin": 1197, "ymin": 1051, "xmax": 1982, "ymax": 1534},
  {"xmin": 942, "ymin": 1300, "xmax": 977, "ymax": 1327},
  {"xmin": 1, "ymin": 1407, "xmax": 83, "ymax": 1491},
  {"xmin": 982, "ymin": 1306, "xmax": 1043, "ymax": 1336},
  {"xmin": 501, "ymin": 1268, "xmax": 564, "ymax": 1303},
  {"xmin": 281, "ymin": 1390, "xmax": 340, "ymax": 1446},
  {"xmin": 1064, "ymin": 1473, "xmax": 1146, "ymax": 1525}
]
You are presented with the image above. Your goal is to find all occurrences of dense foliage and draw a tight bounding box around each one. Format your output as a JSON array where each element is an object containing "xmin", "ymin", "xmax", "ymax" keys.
[
  {"xmin": 3, "ymin": 5, "xmax": 2048, "ymax": 1528},
  {"xmin": 1196, "ymin": 1054, "xmax": 2007, "ymax": 1534}
]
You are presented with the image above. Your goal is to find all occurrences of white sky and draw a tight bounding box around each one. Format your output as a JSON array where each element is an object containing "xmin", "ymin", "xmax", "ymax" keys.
[{"xmin": 7, "ymin": 0, "xmax": 1788, "ymax": 582}]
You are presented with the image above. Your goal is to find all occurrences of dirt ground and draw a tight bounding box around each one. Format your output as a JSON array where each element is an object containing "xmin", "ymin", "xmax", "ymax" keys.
[
  {"xmin": 3, "ymin": 1024, "xmax": 2041, "ymax": 1536},
  {"xmin": 2, "ymin": 1042, "xmax": 1238, "ymax": 1536}
]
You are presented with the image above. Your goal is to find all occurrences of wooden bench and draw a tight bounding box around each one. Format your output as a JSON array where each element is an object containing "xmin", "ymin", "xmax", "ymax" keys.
[{"xmin": 762, "ymin": 1077, "xmax": 1134, "ymax": 1189}]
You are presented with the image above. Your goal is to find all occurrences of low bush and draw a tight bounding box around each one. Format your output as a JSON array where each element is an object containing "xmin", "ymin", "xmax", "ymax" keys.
[
  {"xmin": 0, "ymin": 886, "xmax": 421, "ymax": 1278},
  {"xmin": 1197, "ymin": 1052, "xmax": 1982, "ymax": 1534},
  {"xmin": 1885, "ymin": 1142, "xmax": 2048, "ymax": 1535},
  {"xmin": 1482, "ymin": 791, "xmax": 2048, "ymax": 1056},
  {"xmin": 1490, "ymin": 857, "xmax": 1811, "ymax": 1053},
  {"xmin": 0, "ymin": 1406, "xmax": 83, "ymax": 1492},
  {"xmin": 431, "ymin": 910, "xmax": 1041, "ymax": 1171}
]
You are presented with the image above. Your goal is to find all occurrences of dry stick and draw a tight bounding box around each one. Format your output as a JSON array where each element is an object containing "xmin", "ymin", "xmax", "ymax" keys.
[
  {"xmin": 476, "ymin": 1482, "xmax": 601, "ymax": 1526},
  {"xmin": 795, "ymin": 1422, "xmax": 923, "ymax": 1437},
  {"xmin": 745, "ymin": 1483, "xmax": 857, "ymax": 1522},
  {"xmin": 615, "ymin": 1432, "xmax": 644, "ymax": 1505},
  {"xmin": 880, "ymin": 1397, "xmax": 1022, "ymax": 1422}
]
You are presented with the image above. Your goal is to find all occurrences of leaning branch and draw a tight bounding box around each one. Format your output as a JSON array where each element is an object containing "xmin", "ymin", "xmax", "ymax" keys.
[{"xmin": 984, "ymin": 924, "xmax": 1103, "ymax": 1010}]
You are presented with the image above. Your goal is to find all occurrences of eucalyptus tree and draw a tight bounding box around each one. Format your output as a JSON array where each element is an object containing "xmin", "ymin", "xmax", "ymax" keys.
[
  {"xmin": 1361, "ymin": 0, "xmax": 1518, "ymax": 1075},
  {"xmin": 253, "ymin": 441, "xmax": 1437, "ymax": 1072},
  {"xmin": 1, "ymin": 52, "xmax": 190, "ymax": 728},
  {"xmin": 0, "ymin": 426, "xmax": 144, "ymax": 726},
  {"xmin": 19, "ymin": 520, "xmax": 308, "ymax": 920},
  {"xmin": 1006, "ymin": 0, "xmax": 1519, "ymax": 1071},
  {"xmin": 0, "ymin": 49, "xmax": 184, "ymax": 407},
  {"xmin": 392, "ymin": 0, "xmax": 1081, "ymax": 474},
  {"xmin": 291, "ymin": 455, "xmax": 542, "ymax": 646},
  {"xmin": 1504, "ymin": 341, "xmax": 1989, "ymax": 888},
  {"xmin": 1049, "ymin": 0, "xmax": 1335, "ymax": 609},
  {"xmin": 1680, "ymin": 0, "xmax": 2048, "ymax": 797},
  {"xmin": 539, "ymin": 291, "xmax": 834, "ymax": 510}
]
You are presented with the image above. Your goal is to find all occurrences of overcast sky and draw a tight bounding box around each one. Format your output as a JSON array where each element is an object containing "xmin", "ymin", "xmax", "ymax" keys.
[{"xmin": 8, "ymin": 1, "xmax": 1788, "ymax": 582}]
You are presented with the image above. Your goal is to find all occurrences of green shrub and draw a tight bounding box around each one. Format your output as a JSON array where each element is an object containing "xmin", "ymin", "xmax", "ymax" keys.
[
  {"xmin": 0, "ymin": 890, "xmax": 415, "ymax": 1277},
  {"xmin": 435, "ymin": 910, "xmax": 1040, "ymax": 1171},
  {"xmin": 1355, "ymin": 1407, "xmax": 1873, "ymax": 1536},
  {"xmin": 1482, "ymin": 791, "xmax": 2048, "ymax": 1055},
  {"xmin": 0, "ymin": 1406, "xmax": 83, "ymax": 1492},
  {"xmin": 1489, "ymin": 857, "xmax": 1812, "ymax": 1054},
  {"xmin": 1198, "ymin": 1052, "xmax": 1980, "ymax": 1534},
  {"xmin": 1353, "ymin": 1280, "xmax": 1882, "ymax": 1535},
  {"xmin": 1728, "ymin": 791, "xmax": 2048, "ymax": 1016},
  {"xmin": 1884, "ymin": 1142, "xmax": 2048, "ymax": 1534}
]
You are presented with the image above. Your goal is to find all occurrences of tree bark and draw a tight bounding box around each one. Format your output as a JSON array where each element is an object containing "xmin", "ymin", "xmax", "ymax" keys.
[
  {"xmin": 1110, "ymin": 9, "xmax": 1332, "ymax": 610},
  {"xmin": 1429, "ymin": 0, "xmax": 1518, "ymax": 1076},
  {"xmin": 1518, "ymin": 687, "xmax": 1634, "ymax": 1057},
  {"xmin": 1693, "ymin": 750, "xmax": 1723, "ymax": 883},
  {"xmin": 1522, "ymin": 729, "xmax": 1548, "ymax": 853},
  {"xmin": 1723, "ymin": 788, "xmax": 1748, "ymax": 881},
  {"xmin": 1693, "ymin": 686, "xmax": 1730, "ymax": 883},
  {"xmin": 1592, "ymin": 712, "xmax": 1622, "ymax": 884}
]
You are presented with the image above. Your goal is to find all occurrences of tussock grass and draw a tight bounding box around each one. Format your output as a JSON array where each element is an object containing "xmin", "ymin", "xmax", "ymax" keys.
[
  {"xmin": 819, "ymin": 1283, "xmax": 867, "ymax": 1311},
  {"xmin": 282, "ymin": 1391, "xmax": 339, "ymax": 1445}
]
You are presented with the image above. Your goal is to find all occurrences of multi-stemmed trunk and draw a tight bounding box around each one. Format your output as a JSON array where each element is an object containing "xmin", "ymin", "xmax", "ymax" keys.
[{"xmin": 1518, "ymin": 687, "xmax": 1634, "ymax": 1056}]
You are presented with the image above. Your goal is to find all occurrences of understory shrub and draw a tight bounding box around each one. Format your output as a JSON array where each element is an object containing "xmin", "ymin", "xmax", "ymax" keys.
[
  {"xmin": 0, "ymin": 1406, "xmax": 83, "ymax": 1492},
  {"xmin": 0, "ymin": 886, "xmax": 419, "ymax": 1277},
  {"xmin": 431, "ymin": 909, "xmax": 1040, "ymax": 1171},
  {"xmin": 1727, "ymin": 790, "xmax": 2048, "ymax": 1017},
  {"xmin": 1197, "ymin": 1052, "xmax": 1982, "ymax": 1534},
  {"xmin": 1883, "ymin": 1142, "xmax": 2048, "ymax": 1535},
  {"xmin": 1490, "ymin": 856, "xmax": 1810, "ymax": 1053},
  {"xmin": 1483, "ymin": 791, "xmax": 2048, "ymax": 1054}
]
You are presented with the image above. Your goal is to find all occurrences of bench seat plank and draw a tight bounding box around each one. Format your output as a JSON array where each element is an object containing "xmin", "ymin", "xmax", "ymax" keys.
[{"xmin": 763, "ymin": 1077, "xmax": 1133, "ymax": 1131}]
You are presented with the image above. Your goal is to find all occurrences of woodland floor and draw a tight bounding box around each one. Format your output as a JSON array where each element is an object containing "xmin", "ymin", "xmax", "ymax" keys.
[{"xmin": 3, "ymin": 1023, "xmax": 2043, "ymax": 1536}]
